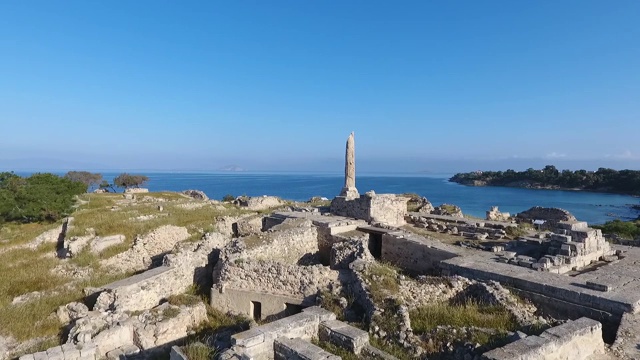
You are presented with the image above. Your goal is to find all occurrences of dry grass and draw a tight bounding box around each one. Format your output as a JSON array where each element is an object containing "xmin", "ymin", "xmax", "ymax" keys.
[
  {"xmin": 0, "ymin": 222, "xmax": 59, "ymax": 249},
  {"xmin": 364, "ymin": 262, "xmax": 400, "ymax": 303},
  {"xmin": 0, "ymin": 191, "xmax": 253, "ymax": 347},
  {"xmin": 311, "ymin": 338, "xmax": 359, "ymax": 360},
  {"xmin": 410, "ymin": 300, "xmax": 518, "ymax": 334}
]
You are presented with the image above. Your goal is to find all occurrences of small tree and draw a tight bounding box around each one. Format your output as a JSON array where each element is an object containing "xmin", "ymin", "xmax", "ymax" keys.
[
  {"xmin": 222, "ymin": 194, "xmax": 235, "ymax": 202},
  {"xmin": 64, "ymin": 171, "xmax": 103, "ymax": 192},
  {"xmin": 113, "ymin": 173, "xmax": 149, "ymax": 191}
]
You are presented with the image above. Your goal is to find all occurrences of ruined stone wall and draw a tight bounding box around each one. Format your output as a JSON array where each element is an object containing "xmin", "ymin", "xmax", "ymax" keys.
[
  {"xmin": 211, "ymin": 288, "xmax": 308, "ymax": 320},
  {"xmin": 483, "ymin": 317, "xmax": 604, "ymax": 360},
  {"xmin": 330, "ymin": 193, "xmax": 407, "ymax": 226},
  {"xmin": 381, "ymin": 232, "xmax": 460, "ymax": 274},
  {"xmin": 94, "ymin": 233, "xmax": 227, "ymax": 312},
  {"xmin": 238, "ymin": 222, "xmax": 319, "ymax": 264},
  {"xmin": 213, "ymin": 260, "xmax": 342, "ymax": 308},
  {"xmin": 225, "ymin": 307, "xmax": 336, "ymax": 359}
]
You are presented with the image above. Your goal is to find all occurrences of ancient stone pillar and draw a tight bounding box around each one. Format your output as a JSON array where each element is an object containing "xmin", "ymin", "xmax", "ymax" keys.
[{"xmin": 340, "ymin": 132, "xmax": 359, "ymax": 199}]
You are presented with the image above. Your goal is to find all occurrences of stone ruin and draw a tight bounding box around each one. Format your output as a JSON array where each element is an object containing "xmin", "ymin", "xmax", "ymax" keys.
[
  {"xmin": 330, "ymin": 132, "xmax": 407, "ymax": 226},
  {"xmin": 500, "ymin": 207, "xmax": 616, "ymax": 274},
  {"xmin": 486, "ymin": 206, "xmax": 510, "ymax": 222},
  {"xmin": 16, "ymin": 133, "xmax": 640, "ymax": 360}
]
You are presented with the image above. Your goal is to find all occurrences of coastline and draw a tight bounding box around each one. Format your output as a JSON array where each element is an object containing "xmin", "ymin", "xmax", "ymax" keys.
[{"xmin": 449, "ymin": 179, "xmax": 640, "ymax": 197}]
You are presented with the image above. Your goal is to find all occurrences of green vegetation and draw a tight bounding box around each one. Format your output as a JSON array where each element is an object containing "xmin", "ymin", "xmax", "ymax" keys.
[
  {"xmin": 505, "ymin": 223, "xmax": 533, "ymax": 239},
  {"xmin": 113, "ymin": 173, "xmax": 149, "ymax": 190},
  {"xmin": 182, "ymin": 342, "xmax": 217, "ymax": 360},
  {"xmin": 312, "ymin": 338, "xmax": 360, "ymax": 360},
  {"xmin": 410, "ymin": 300, "xmax": 518, "ymax": 334},
  {"xmin": 0, "ymin": 172, "xmax": 85, "ymax": 223},
  {"xmin": 410, "ymin": 300, "xmax": 518, "ymax": 355},
  {"xmin": 0, "ymin": 190, "xmax": 252, "ymax": 349},
  {"xmin": 594, "ymin": 219, "xmax": 640, "ymax": 239},
  {"xmin": 363, "ymin": 263, "xmax": 400, "ymax": 303},
  {"xmin": 222, "ymin": 194, "xmax": 235, "ymax": 202},
  {"xmin": 63, "ymin": 171, "xmax": 103, "ymax": 192},
  {"xmin": 451, "ymin": 166, "xmax": 640, "ymax": 195}
]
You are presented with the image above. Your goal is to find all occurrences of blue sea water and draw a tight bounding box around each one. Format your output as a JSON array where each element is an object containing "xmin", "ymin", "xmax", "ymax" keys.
[{"xmin": 88, "ymin": 172, "xmax": 639, "ymax": 225}]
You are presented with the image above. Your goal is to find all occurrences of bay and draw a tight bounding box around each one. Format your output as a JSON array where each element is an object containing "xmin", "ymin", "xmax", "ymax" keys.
[{"xmin": 92, "ymin": 171, "xmax": 639, "ymax": 225}]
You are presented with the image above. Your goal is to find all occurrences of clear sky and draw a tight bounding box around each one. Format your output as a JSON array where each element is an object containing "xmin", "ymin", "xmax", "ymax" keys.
[{"xmin": 1, "ymin": 1, "xmax": 639, "ymax": 173}]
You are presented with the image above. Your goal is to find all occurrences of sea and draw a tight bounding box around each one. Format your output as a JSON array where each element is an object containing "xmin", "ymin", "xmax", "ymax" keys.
[{"xmin": 73, "ymin": 171, "xmax": 639, "ymax": 225}]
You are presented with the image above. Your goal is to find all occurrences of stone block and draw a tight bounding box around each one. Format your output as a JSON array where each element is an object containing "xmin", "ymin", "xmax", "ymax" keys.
[
  {"xmin": 19, "ymin": 355, "xmax": 35, "ymax": 360},
  {"xmin": 274, "ymin": 337, "xmax": 341, "ymax": 360},
  {"xmin": 232, "ymin": 328, "xmax": 266, "ymax": 347},
  {"xmin": 78, "ymin": 343, "xmax": 97, "ymax": 360},
  {"xmin": 61, "ymin": 343, "xmax": 81, "ymax": 360},
  {"xmin": 170, "ymin": 346, "xmax": 189, "ymax": 360},
  {"xmin": 33, "ymin": 352, "xmax": 48, "ymax": 360},
  {"xmin": 92, "ymin": 324, "xmax": 133, "ymax": 356},
  {"xmin": 302, "ymin": 306, "xmax": 337, "ymax": 323},
  {"xmin": 46, "ymin": 346, "xmax": 64, "ymax": 360},
  {"xmin": 105, "ymin": 348, "xmax": 124, "ymax": 360},
  {"xmin": 319, "ymin": 320, "xmax": 369, "ymax": 353}
]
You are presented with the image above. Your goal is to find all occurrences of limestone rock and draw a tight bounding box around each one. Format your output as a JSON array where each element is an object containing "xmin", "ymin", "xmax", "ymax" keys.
[
  {"xmin": 234, "ymin": 196, "xmax": 284, "ymax": 211},
  {"xmin": 234, "ymin": 215, "xmax": 264, "ymax": 237},
  {"xmin": 182, "ymin": 189, "xmax": 209, "ymax": 201},
  {"xmin": 433, "ymin": 204, "xmax": 463, "ymax": 218},
  {"xmin": 124, "ymin": 188, "xmax": 149, "ymax": 193},
  {"xmin": 89, "ymin": 235, "xmax": 125, "ymax": 254}
]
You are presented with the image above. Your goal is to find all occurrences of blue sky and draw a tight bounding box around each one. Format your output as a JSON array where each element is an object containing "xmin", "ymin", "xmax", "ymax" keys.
[{"xmin": 0, "ymin": 1, "xmax": 639, "ymax": 173}]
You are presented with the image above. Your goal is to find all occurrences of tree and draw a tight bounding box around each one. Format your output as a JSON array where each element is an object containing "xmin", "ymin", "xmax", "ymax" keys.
[
  {"xmin": 0, "ymin": 173, "xmax": 85, "ymax": 223},
  {"xmin": 113, "ymin": 173, "xmax": 149, "ymax": 191},
  {"xmin": 64, "ymin": 171, "xmax": 103, "ymax": 192}
]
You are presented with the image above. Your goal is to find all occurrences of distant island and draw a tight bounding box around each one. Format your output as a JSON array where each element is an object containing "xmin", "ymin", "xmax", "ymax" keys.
[
  {"xmin": 218, "ymin": 165, "xmax": 245, "ymax": 172},
  {"xmin": 449, "ymin": 165, "xmax": 640, "ymax": 196}
]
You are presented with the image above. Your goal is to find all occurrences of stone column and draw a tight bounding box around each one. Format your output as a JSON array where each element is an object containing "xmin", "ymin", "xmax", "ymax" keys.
[{"xmin": 340, "ymin": 132, "xmax": 359, "ymax": 199}]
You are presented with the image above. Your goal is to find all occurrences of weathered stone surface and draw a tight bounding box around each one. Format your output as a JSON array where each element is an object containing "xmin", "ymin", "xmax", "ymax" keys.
[
  {"xmin": 319, "ymin": 320, "xmax": 369, "ymax": 354},
  {"xmin": 124, "ymin": 188, "xmax": 149, "ymax": 193},
  {"xmin": 100, "ymin": 225, "xmax": 190, "ymax": 273},
  {"xmin": 182, "ymin": 189, "xmax": 208, "ymax": 201},
  {"xmin": 228, "ymin": 307, "xmax": 336, "ymax": 359},
  {"xmin": 339, "ymin": 132, "xmax": 359, "ymax": 199},
  {"xmin": 483, "ymin": 317, "xmax": 604, "ymax": 360},
  {"xmin": 235, "ymin": 196, "xmax": 284, "ymax": 211},
  {"xmin": 89, "ymin": 235, "xmax": 125, "ymax": 254},
  {"xmin": 331, "ymin": 193, "xmax": 407, "ymax": 226},
  {"xmin": 95, "ymin": 232, "xmax": 227, "ymax": 312},
  {"xmin": 274, "ymin": 337, "xmax": 341, "ymax": 360},
  {"xmin": 486, "ymin": 206, "xmax": 510, "ymax": 221},
  {"xmin": 235, "ymin": 215, "xmax": 264, "ymax": 237}
]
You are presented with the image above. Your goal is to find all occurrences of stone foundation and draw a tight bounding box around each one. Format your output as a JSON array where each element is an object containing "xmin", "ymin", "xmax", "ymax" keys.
[
  {"xmin": 483, "ymin": 317, "xmax": 604, "ymax": 360},
  {"xmin": 330, "ymin": 192, "xmax": 407, "ymax": 226}
]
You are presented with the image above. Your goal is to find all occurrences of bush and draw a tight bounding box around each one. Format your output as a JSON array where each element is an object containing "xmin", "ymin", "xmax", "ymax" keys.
[
  {"xmin": 113, "ymin": 173, "xmax": 149, "ymax": 190},
  {"xmin": 63, "ymin": 171, "xmax": 102, "ymax": 192},
  {"xmin": 222, "ymin": 194, "xmax": 235, "ymax": 202},
  {"xmin": 0, "ymin": 172, "xmax": 85, "ymax": 223},
  {"xmin": 594, "ymin": 219, "xmax": 640, "ymax": 239}
]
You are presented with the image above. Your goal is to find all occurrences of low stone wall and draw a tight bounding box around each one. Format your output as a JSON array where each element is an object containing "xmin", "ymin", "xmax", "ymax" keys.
[
  {"xmin": 381, "ymin": 232, "xmax": 461, "ymax": 274},
  {"xmin": 94, "ymin": 233, "xmax": 226, "ymax": 312},
  {"xmin": 274, "ymin": 337, "xmax": 340, "ymax": 360},
  {"xmin": 227, "ymin": 306, "xmax": 336, "ymax": 359},
  {"xmin": 483, "ymin": 317, "xmax": 604, "ymax": 360},
  {"xmin": 211, "ymin": 288, "xmax": 311, "ymax": 321},
  {"xmin": 19, "ymin": 343, "xmax": 97, "ymax": 360},
  {"xmin": 319, "ymin": 320, "xmax": 369, "ymax": 354},
  {"xmin": 441, "ymin": 253, "xmax": 640, "ymax": 316}
]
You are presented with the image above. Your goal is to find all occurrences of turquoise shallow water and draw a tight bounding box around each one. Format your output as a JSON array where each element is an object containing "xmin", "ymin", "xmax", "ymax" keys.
[{"xmin": 90, "ymin": 172, "xmax": 639, "ymax": 225}]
